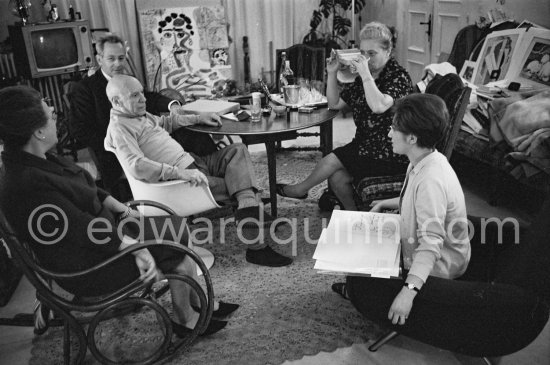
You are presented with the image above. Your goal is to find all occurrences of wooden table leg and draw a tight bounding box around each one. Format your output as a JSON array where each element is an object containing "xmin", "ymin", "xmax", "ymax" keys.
[
  {"xmin": 265, "ymin": 140, "xmax": 278, "ymax": 217},
  {"xmin": 320, "ymin": 119, "xmax": 333, "ymax": 156}
]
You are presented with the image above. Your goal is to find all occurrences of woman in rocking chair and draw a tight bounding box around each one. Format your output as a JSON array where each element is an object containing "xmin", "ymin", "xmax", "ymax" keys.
[{"xmin": 0, "ymin": 86, "xmax": 237, "ymax": 337}]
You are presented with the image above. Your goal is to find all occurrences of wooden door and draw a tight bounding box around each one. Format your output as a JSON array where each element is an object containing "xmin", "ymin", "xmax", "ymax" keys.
[
  {"xmin": 404, "ymin": 0, "xmax": 466, "ymax": 83},
  {"xmin": 405, "ymin": 0, "xmax": 433, "ymax": 84},
  {"xmin": 431, "ymin": 0, "xmax": 467, "ymax": 63}
]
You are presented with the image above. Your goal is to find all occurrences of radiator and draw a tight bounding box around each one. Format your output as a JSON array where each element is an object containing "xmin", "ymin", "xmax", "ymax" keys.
[
  {"xmin": 0, "ymin": 52, "xmax": 66, "ymax": 115},
  {"xmin": 0, "ymin": 52, "xmax": 17, "ymax": 79}
]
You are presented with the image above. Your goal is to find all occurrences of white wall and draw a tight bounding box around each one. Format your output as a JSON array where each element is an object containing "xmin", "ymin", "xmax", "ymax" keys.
[{"xmin": 353, "ymin": 0, "xmax": 550, "ymax": 67}]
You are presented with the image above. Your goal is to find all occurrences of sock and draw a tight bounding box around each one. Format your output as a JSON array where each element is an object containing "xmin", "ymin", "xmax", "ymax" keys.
[{"xmin": 235, "ymin": 189, "xmax": 258, "ymax": 209}]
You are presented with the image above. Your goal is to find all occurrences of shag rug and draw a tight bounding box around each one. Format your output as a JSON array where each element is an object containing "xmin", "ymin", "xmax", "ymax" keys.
[{"xmin": 30, "ymin": 150, "xmax": 384, "ymax": 365}]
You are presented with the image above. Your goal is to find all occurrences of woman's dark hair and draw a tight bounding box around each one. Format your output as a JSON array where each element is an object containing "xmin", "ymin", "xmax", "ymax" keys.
[
  {"xmin": 392, "ymin": 93, "xmax": 449, "ymax": 149},
  {"xmin": 0, "ymin": 86, "xmax": 48, "ymax": 150}
]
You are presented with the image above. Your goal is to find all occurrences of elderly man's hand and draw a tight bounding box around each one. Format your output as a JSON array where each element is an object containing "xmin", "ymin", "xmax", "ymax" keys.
[
  {"xmin": 177, "ymin": 168, "xmax": 209, "ymax": 186},
  {"xmin": 197, "ymin": 112, "xmax": 222, "ymax": 127}
]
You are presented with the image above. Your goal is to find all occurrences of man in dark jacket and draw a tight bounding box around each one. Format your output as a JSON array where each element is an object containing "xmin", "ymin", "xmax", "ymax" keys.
[{"xmin": 69, "ymin": 34, "xmax": 180, "ymax": 199}]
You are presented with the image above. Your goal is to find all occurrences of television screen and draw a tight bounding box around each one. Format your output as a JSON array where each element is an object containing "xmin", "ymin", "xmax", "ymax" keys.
[{"xmin": 31, "ymin": 28, "xmax": 78, "ymax": 69}]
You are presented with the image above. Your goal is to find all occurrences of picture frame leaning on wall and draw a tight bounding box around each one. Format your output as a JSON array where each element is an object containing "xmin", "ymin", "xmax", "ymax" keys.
[
  {"xmin": 472, "ymin": 28, "xmax": 525, "ymax": 86},
  {"xmin": 513, "ymin": 28, "xmax": 550, "ymax": 89}
]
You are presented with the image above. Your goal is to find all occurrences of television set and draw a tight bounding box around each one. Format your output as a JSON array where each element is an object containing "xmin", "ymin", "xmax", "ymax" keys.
[{"xmin": 8, "ymin": 20, "xmax": 94, "ymax": 79}]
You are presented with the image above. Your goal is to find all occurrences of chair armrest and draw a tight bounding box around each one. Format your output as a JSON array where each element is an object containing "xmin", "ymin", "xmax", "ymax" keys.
[
  {"xmin": 125, "ymin": 199, "xmax": 176, "ymax": 215},
  {"xmin": 37, "ymin": 241, "xmax": 194, "ymax": 281}
]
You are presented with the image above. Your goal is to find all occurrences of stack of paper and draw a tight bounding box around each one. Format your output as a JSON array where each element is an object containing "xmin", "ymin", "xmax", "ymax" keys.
[{"xmin": 313, "ymin": 210, "xmax": 401, "ymax": 278}]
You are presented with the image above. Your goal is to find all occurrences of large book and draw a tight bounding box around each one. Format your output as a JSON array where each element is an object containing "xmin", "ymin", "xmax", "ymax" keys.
[
  {"xmin": 313, "ymin": 210, "xmax": 401, "ymax": 278},
  {"xmin": 180, "ymin": 99, "xmax": 240, "ymax": 115}
]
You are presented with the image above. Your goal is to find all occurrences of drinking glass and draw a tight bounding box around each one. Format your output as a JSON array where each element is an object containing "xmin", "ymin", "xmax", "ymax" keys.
[{"xmin": 250, "ymin": 92, "xmax": 262, "ymax": 122}]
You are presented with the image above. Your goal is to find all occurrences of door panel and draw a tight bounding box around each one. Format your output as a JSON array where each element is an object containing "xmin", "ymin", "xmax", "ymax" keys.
[
  {"xmin": 406, "ymin": 0, "xmax": 432, "ymax": 83},
  {"xmin": 432, "ymin": 0, "xmax": 466, "ymax": 63},
  {"xmin": 404, "ymin": 0, "xmax": 465, "ymax": 83}
]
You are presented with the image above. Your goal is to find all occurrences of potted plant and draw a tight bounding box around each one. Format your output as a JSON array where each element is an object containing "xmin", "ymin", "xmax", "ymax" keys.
[{"xmin": 303, "ymin": 0, "xmax": 366, "ymax": 51}]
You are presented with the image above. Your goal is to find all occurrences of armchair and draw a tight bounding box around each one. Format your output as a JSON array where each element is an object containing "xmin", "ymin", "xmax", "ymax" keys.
[
  {"xmin": 0, "ymin": 200, "xmax": 214, "ymax": 365},
  {"xmin": 354, "ymin": 208, "xmax": 550, "ymax": 361}
]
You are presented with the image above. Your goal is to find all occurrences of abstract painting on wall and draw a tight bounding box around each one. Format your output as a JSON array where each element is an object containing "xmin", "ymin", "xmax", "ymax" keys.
[{"xmin": 137, "ymin": 4, "xmax": 231, "ymax": 98}]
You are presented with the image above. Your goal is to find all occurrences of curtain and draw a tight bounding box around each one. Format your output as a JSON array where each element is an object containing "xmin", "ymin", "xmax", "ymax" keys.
[{"xmin": 223, "ymin": 0, "xmax": 318, "ymax": 86}]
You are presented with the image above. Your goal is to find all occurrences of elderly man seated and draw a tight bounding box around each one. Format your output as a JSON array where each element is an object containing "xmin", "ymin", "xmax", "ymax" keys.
[{"xmin": 104, "ymin": 75, "xmax": 292, "ymax": 267}]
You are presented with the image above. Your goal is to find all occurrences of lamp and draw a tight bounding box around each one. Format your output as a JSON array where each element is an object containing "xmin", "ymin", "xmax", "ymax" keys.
[{"xmin": 9, "ymin": 0, "xmax": 32, "ymax": 25}]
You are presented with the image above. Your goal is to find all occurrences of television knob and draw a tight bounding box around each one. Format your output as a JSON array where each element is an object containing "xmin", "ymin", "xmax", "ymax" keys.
[{"xmin": 81, "ymin": 26, "xmax": 87, "ymax": 33}]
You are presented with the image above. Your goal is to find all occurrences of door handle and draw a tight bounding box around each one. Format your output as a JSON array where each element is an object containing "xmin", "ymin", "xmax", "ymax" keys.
[{"xmin": 420, "ymin": 14, "xmax": 432, "ymax": 38}]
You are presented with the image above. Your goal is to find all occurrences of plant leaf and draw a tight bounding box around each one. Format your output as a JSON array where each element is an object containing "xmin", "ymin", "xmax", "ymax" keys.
[
  {"xmin": 310, "ymin": 10, "xmax": 323, "ymax": 29},
  {"xmin": 333, "ymin": 15, "xmax": 351, "ymax": 36}
]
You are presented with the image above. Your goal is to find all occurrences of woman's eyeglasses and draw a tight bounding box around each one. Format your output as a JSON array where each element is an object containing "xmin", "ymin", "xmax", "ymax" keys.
[{"xmin": 43, "ymin": 98, "xmax": 57, "ymax": 121}]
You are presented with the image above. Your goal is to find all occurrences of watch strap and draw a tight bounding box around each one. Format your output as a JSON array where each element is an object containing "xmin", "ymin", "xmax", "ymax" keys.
[{"xmin": 404, "ymin": 282, "xmax": 420, "ymax": 293}]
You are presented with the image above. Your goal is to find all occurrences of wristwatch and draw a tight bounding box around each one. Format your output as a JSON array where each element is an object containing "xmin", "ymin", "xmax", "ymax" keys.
[{"xmin": 404, "ymin": 282, "xmax": 420, "ymax": 293}]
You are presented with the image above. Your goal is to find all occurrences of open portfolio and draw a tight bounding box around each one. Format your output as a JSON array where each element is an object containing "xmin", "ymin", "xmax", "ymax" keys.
[{"xmin": 313, "ymin": 210, "xmax": 401, "ymax": 278}]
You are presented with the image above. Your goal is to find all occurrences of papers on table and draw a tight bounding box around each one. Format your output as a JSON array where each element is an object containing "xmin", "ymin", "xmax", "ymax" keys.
[{"xmin": 313, "ymin": 210, "xmax": 401, "ymax": 278}]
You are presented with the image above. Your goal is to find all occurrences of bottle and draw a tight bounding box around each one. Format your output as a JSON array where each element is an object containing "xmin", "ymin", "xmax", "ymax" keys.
[
  {"xmin": 279, "ymin": 51, "xmax": 288, "ymax": 94},
  {"xmin": 282, "ymin": 59, "xmax": 295, "ymax": 86}
]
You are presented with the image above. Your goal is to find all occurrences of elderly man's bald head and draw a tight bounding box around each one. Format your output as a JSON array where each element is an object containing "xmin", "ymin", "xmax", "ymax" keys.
[{"xmin": 106, "ymin": 75, "xmax": 146, "ymax": 116}]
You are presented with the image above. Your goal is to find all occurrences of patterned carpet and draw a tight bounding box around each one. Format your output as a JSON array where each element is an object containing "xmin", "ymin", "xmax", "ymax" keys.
[{"xmin": 29, "ymin": 150, "xmax": 383, "ymax": 365}]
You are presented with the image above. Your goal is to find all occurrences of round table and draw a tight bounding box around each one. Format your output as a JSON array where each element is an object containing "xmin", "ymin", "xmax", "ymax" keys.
[{"xmin": 186, "ymin": 107, "xmax": 338, "ymax": 216}]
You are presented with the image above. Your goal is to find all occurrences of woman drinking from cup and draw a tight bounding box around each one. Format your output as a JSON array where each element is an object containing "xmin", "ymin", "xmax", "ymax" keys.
[{"xmin": 276, "ymin": 22, "xmax": 413, "ymax": 210}]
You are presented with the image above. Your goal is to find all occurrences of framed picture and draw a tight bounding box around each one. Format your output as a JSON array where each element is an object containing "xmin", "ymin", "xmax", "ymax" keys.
[
  {"xmin": 459, "ymin": 60, "xmax": 477, "ymax": 83},
  {"xmin": 514, "ymin": 28, "xmax": 550, "ymax": 88},
  {"xmin": 135, "ymin": 0, "xmax": 231, "ymax": 98},
  {"xmin": 473, "ymin": 29, "xmax": 524, "ymax": 86}
]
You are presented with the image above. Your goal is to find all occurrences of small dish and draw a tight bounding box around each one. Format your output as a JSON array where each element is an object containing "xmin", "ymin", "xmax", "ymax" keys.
[{"xmin": 272, "ymin": 104, "xmax": 287, "ymax": 116}]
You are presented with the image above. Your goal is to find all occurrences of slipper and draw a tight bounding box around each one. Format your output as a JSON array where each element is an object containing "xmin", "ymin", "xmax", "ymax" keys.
[
  {"xmin": 276, "ymin": 183, "xmax": 308, "ymax": 200},
  {"xmin": 331, "ymin": 282, "xmax": 349, "ymax": 300},
  {"xmin": 193, "ymin": 301, "xmax": 240, "ymax": 318}
]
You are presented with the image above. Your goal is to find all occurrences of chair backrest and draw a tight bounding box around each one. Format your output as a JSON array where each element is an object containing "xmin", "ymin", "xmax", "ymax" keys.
[
  {"xmin": 276, "ymin": 44, "xmax": 326, "ymax": 92},
  {"xmin": 425, "ymin": 73, "xmax": 471, "ymax": 159},
  {"xmin": 104, "ymin": 146, "xmax": 220, "ymax": 217},
  {"xmin": 0, "ymin": 207, "xmax": 78, "ymax": 312}
]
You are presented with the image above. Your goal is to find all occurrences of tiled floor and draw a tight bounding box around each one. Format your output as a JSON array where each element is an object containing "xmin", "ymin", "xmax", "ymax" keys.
[{"xmin": 1, "ymin": 114, "xmax": 548, "ymax": 364}]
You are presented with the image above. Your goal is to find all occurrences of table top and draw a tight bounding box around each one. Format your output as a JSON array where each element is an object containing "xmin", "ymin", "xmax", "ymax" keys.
[{"xmin": 185, "ymin": 107, "xmax": 338, "ymax": 136}]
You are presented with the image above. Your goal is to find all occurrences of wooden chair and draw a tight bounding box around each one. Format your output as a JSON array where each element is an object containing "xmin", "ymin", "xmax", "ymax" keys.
[
  {"xmin": 0, "ymin": 201, "xmax": 214, "ymax": 365},
  {"xmin": 275, "ymin": 44, "xmax": 327, "ymax": 93},
  {"xmin": 247, "ymin": 44, "xmax": 328, "ymax": 153},
  {"xmin": 354, "ymin": 75, "xmax": 472, "ymax": 209}
]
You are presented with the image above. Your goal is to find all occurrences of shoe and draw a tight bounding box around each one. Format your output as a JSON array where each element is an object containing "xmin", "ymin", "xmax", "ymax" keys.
[
  {"xmin": 276, "ymin": 183, "xmax": 308, "ymax": 200},
  {"xmin": 235, "ymin": 206, "xmax": 276, "ymax": 229},
  {"xmin": 246, "ymin": 246, "xmax": 292, "ymax": 267},
  {"xmin": 192, "ymin": 301, "xmax": 240, "ymax": 318},
  {"xmin": 331, "ymin": 282, "xmax": 349, "ymax": 300},
  {"xmin": 171, "ymin": 319, "xmax": 227, "ymax": 338}
]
